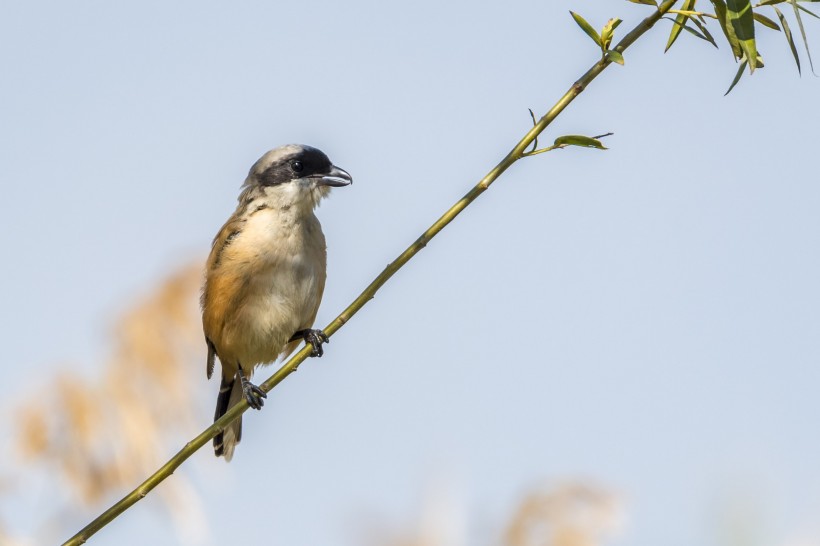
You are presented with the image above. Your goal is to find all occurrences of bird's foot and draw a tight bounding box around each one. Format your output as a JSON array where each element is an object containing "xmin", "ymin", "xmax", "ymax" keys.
[
  {"xmin": 291, "ymin": 329, "xmax": 330, "ymax": 357},
  {"xmin": 237, "ymin": 369, "xmax": 266, "ymax": 410}
]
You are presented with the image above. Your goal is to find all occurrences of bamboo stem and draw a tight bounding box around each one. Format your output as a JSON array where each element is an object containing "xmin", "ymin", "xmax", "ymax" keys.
[{"xmin": 62, "ymin": 3, "xmax": 676, "ymax": 544}]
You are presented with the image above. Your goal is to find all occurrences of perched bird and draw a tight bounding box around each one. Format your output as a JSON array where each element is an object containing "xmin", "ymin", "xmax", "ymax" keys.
[{"xmin": 201, "ymin": 144, "xmax": 352, "ymax": 460}]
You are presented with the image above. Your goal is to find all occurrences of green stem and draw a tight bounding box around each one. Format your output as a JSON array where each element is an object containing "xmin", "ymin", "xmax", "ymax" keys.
[{"xmin": 61, "ymin": 2, "xmax": 677, "ymax": 544}]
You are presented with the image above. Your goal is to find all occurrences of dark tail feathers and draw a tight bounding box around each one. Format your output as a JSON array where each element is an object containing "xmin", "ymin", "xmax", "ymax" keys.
[{"xmin": 213, "ymin": 376, "xmax": 242, "ymax": 461}]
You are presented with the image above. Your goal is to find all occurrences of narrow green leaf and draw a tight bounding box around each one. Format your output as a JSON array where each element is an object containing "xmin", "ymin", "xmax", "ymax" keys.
[
  {"xmin": 601, "ymin": 18, "xmax": 623, "ymax": 50},
  {"xmin": 628, "ymin": 0, "xmax": 658, "ymax": 5},
  {"xmin": 773, "ymin": 5, "xmax": 802, "ymax": 73},
  {"xmin": 666, "ymin": 0, "xmax": 698, "ymax": 51},
  {"xmin": 554, "ymin": 135, "xmax": 608, "ymax": 150},
  {"xmin": 671, "ymin": 10, "xmax": 707, "ymax": 15},
  {"xmin": 727, "ymin": 0, "xmax": 760, "ymax": 71},
  {"xmin": 796, "ymin": 3, "xmax": 820, "ymax": 19},
  {"xmin": 691, "ymin": 15, "xmax": 720, "ymax": 46},
  {"xmin": 605, "ymin": 50, "xmax": 626, "ymax": 64},
  {"xmin": 570, "ymin": 11, "xmax": 603, "ymax": 48},
  {"xmin": 680, "ymin": 19, "xmax": 719, "ymax": 43},
  {"xmin": 753, "ymin": 11, "xmax": 782, "ymax": 27},
  {"xmin": 725, "ymin": 58, "xmax": 749, "ymax": 94},
  {"xmin": 712, "ymin": 0, "xmax": 745, "ymax": 58},
  {"xmin": 790, "ymin": 0, "xmax": 817, "ymax": 74}
]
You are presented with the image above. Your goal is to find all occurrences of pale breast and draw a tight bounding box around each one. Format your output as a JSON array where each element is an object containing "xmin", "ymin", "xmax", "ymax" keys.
[{"xmin": 208, "ymin": 206, "xmax": 327, "ymax": 369}]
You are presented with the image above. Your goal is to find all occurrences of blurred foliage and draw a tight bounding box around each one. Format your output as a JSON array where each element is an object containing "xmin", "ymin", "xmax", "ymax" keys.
[
  {"xmin": 1, "ymin": 264, "xmax": 207, "ymax": 545},
  {"xmin": 366, "ymin": 482, "xmax": 621, "ymax": 546},
  {"xmin": 504, "ymin": 484, "xmax": 621, "ymax": 546}
]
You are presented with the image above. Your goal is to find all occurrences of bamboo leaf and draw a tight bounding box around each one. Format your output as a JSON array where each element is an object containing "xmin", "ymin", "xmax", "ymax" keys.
[
  {"xmin": 554, "ymin": 135, "xmax": 608, "ymax": 149},
  {"xmin": 725, "ymin": 58, "xmax": 749, "ymax": 94},
  {"xmin": 680, "ymin": 19, "xmax": 720, "ymax": 42},
  {"xmin": 606, "ymin": 50, "xmax": 626, "ymax": 64},
  {"xmin": 691, "ymin": 15, "xmax": 721, "ymax": 46},
  {"xmin": 570, "ymin": 11, "xmax": 603, "ymax": 48},
  {"xmin": 666, "ymin": 0, "xmax": 698, "ymax": 51},
  {"xmin": 628, "ymin": 0, "xmax": 659, "ymax": 5},
  {"xmin": 671, "ymin": 10, "xmax": 708, "ymax": 15},
  {"xmin": 727, "ymin": 0, "xmax": 761, "ymax": 71},
  {"xmin": 712, "ymin": 0, "xmax": 745, "ymax": 58},
  {"xmin": 601, "ymin": 18, "xmax": 623, "ymax": 50},
  {"xmin": 774, "ymin": 5, "xmax": 802, "ymax": 72},
  {"xmin": 754, "ymin": 11, "xmax": 782, "ymax": 27},
  {"xmin": 797, "ymin": 3, "xmax": 820, "ymax": 19},
  {"xmin": 790, "ymin": 0, "xmax": 817, "ymax": 74}
]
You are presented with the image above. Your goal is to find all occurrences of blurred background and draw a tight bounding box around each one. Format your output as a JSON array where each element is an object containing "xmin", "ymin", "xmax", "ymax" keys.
[{"xmin": 1, "ymin": 1, "xmax": 818, "ymax": 545}]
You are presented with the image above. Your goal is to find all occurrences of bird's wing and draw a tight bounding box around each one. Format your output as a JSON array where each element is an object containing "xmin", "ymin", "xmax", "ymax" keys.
[
  {"xmin": 206, "ymin": 337, "xmax": 217, "ymax": 379},
  {"xmin": 201, "ymin": 212, "xmax": 247, "ymax": 371}
]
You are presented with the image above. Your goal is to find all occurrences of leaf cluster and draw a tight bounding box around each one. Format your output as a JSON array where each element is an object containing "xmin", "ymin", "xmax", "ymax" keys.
[{"xmin": 571, "ymin": 0, "xmax": 819, "ymax": 93}]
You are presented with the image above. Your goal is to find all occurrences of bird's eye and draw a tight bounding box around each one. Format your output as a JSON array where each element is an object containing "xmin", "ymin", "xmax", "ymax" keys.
[{"xmin": 291, "ymin": 161, "xmax": 304, "ymax": 173}]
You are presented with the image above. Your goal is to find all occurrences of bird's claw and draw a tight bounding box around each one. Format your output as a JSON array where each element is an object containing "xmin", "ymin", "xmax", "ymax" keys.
[
  {"xmin": 241, "ymin": 378, "xmax": 267, "ymax": 410},
  {"xmin": 304, "ymin": 329, "xmax": 329, "ymax": 357}
]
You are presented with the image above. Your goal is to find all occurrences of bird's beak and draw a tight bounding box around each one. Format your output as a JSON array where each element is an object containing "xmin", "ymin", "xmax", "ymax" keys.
[{"xmin": 315, "ymin": 165, "xmax": 353, "ymax": 187}]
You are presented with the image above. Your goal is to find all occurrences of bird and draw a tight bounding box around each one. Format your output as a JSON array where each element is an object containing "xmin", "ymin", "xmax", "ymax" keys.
[{"xmin": 201, "ymin": 144, "xmax": 352, "ymax": 461}]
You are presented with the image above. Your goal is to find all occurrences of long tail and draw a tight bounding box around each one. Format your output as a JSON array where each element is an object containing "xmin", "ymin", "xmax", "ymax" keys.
[{"xmin": 213, "ymin": 375, "xmax": 243, "ymax": 461}]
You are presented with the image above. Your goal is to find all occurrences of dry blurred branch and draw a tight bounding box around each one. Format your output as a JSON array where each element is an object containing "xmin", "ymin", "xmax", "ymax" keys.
[
  {"xmin": 3, "ymin": 264, "xmax": 206, "ymax": 544},
  {"xmin": 368, "ymin": 482, "xmax": 622, "ymax": 546},
  {"xmin": 505, "ymin": 483, "xmax": 621, "ymax": 546}
]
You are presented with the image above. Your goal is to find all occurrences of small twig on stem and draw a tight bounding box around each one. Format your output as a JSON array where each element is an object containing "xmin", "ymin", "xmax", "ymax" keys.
[{"xmin": 528, "ymin": 108, "xmax": 539, "ymax": 153}]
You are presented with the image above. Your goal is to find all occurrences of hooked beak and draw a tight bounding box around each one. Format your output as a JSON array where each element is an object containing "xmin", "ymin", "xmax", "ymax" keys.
[{"xmin": 313, "ymin": 165, "xmax": 353, "ymax": 187}]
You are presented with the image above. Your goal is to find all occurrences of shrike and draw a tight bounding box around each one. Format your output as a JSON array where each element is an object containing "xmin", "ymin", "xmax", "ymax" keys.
[{"xmin": 201, "ymin": 144, "xmax": 352, "ymax": 460}]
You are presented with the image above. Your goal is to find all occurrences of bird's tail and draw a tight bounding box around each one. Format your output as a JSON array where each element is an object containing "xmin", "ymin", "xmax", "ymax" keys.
[{"xmin": 214, "ymin": 375, "xmax": 243, "ymax": 461}]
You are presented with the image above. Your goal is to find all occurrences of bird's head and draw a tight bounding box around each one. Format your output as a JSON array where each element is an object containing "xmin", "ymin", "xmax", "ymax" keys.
[{"xmin": 241, "ymin": 144, "xmax": 352, "ymax": 209}]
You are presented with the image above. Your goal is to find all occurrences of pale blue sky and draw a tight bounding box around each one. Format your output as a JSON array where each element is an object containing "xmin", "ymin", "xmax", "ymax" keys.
[{"xmin": 1, "ymin": 1, "xmax": 819, "ymax": 545}]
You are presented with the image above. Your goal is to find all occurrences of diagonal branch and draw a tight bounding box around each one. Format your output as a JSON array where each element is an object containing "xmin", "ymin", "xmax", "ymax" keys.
[{"xmin": 62, "ymin": 2, "xmax": 677, "ymax": 544}]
